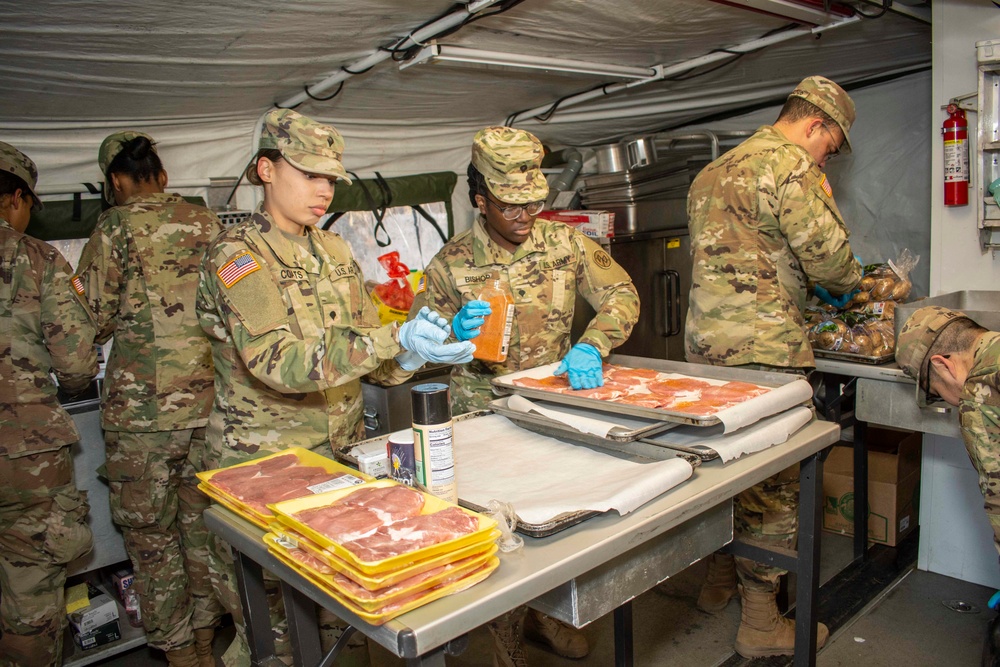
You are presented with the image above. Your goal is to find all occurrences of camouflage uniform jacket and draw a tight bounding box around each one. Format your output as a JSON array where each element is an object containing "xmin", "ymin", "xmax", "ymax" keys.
[
  {"xmin": 76, "ymin": 192, "xmax": 221, "ymax": 432},
  {"xmin": 960, "ymin": 331, "xmax": 1000, "ymax": 494},
  {"xmin": 413, "ymin": 216, "xmax": 639, "ymax": 414},
  {"xmin": 685, "ymin": 125, "xmax": 862, "ymax": 368},
  {"xmin": 196, "ymin": 205, "xmax": 412, "ymax": 461},
  {"xmin": 0, "ymin": 219, "xmax": 98, "ymax": 457}
]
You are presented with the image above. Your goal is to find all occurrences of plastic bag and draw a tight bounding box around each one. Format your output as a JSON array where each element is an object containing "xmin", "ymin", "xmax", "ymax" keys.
[
  {"xmin": 369, "ymin": 251, "xmax": 415, "ymax": 324},
  {"xmin": 807, "ymin": 249, "xmax": 919, "ymax": 359},
  {"xmin": 486, "ymin": 500, "xmax": 524, "ymax": 554}
]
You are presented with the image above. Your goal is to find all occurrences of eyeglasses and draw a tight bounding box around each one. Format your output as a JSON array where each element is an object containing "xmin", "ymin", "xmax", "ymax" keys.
[
  {"xmin": 820, "ymin": 124, "xmax": 842, "ymax": 161},
  {"xmin": 483, "ymin": 196, "xmax": 545, "ymax": 221}
]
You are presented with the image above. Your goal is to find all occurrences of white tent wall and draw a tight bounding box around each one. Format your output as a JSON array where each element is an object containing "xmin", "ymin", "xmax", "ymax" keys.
[{"xmin": 673, "ymin": 71, "xmax": 932, "ymax": 300}]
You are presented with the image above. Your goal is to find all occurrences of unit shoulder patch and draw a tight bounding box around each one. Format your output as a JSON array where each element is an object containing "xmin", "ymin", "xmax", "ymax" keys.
[{"xmin": 593, "ymin": 248, "xmax": 613, "ymax": 270}]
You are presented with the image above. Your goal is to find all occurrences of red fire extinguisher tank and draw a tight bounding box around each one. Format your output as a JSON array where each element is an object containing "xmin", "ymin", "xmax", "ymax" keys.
[{"xmin": 943, "ymin": 103, "xmax": 969, "ymax": 207}]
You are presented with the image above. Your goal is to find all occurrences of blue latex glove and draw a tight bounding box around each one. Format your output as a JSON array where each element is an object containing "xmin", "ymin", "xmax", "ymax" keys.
[
  {"xmin": 395, "ymin": 307, "xmax": 454, "ymax": 370},
  {"xmin": 397, "ymin": 310, "xmax": 474, "ymax": 370},
  {"xmin": 814, "ymin": 285, "xmax": 858, "ymax": 309},
  {"xmin": 452, "ymin": 300, "xmax": 492, "ymax": 341},
  {"xmin": 553, "ymin": 343, "xmax": 604, "ymax": 390}
]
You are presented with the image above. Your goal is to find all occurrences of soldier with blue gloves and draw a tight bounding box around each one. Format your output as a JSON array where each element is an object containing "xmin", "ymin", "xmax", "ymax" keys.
[{"xmin": 409, "ymin": 126, "xmax": 639, "ymax": 664}]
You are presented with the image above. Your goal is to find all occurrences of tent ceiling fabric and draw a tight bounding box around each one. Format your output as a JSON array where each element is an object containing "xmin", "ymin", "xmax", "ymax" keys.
[{"xmin": 2, "ymin": 0, "xmax": 929, "ymax": 189}]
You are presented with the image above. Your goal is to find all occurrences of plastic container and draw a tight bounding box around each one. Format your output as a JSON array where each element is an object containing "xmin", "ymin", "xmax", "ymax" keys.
[
  {"xmin": 269, "ymin": 479, "xmax": 498, "ymax": 574},
  {"xmin": 472, "ymin": 274, "xmax": 514, "ymax": 363},
  {"xmin": 270, "ymin": 522, "xmax": 500, "ymax": 590},
  {"xmin": 411, "ymin": 383, "xmax": 457, "ymax": 503}
]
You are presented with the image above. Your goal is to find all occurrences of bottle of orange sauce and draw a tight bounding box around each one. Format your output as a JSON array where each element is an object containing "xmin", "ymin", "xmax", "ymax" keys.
[{"xmin": 472, "ymin": 272, "xmax": 514, "ymax": 363}]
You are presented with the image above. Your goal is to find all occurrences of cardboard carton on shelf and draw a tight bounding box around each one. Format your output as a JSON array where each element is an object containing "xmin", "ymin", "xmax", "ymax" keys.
[
  {"xmin": 536, "ymin": 210, "xmax": 614, "ymax": 239},
  {"xmin": 73, "ymin": 618, "xmax": 122, "ymax": 651},
  {"xmin": 822, "ymin": 426, "xmax": 921, "ymax": 547},
  {"xmin": 66, "ymin": 582, "xmax": 119, "ymax": 636}
]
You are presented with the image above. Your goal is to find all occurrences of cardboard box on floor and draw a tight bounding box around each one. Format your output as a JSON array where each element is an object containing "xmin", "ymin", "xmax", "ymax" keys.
[{"xmin": 822, "ymin": 426, "xmax": 921, "ymax": 547}]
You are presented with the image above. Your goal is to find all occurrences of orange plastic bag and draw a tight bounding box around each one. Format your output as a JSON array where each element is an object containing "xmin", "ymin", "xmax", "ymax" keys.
[{"xmin": 371, "ymin": 252, "xmax": 415, "ymax": 323}]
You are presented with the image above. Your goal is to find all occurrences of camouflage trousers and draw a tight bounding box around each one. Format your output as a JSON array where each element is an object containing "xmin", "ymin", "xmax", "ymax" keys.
[
  {"xmin": 714, "ymin": 363, "xmax": 810, "ymax": 591},
  {"xmin": 960, "ymin": 422, "xmax": 1000, "ymax": 555},
  {"xmin": 0, "ymin": 446, "xmax": 92, "ymax": 667},
  {"xmin": 201, "ymin": 439, "xmax": 368, "ymax": 667},
  {"xmin": 733, "ymin": 466, "xmax": 800, "ymax": 590},
  {"xmin": 104, "ymin": 428, "xmax": 225, "ymax": 651}
]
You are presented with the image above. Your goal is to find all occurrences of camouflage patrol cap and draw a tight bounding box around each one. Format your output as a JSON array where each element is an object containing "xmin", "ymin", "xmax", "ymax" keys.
[
  {"xmin": 0, "ymin": 141, "xmax": 42, "ymax": 211},
  {"xmin": 896, "ymin": 306, "xmax": 974, "ymax": 407},
  {"xmin": 471, "ymin": 126, "xmax": 549, "ymax": 205},
  {"xmin": 259, "ymin": 109, "xmax": 352, "ymax": 184},
  {"xmin": 98, "ymin": 131, "xmax": 156, "ymax": 202},
  {"xmin": 788, "ymin": 75, "xmax": 855, "ymax": 155}
]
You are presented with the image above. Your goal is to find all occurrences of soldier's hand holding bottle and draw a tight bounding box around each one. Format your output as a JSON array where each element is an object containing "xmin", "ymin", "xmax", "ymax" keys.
[
  {"xmin": 452, "ymin": 300, "xmax": 492, "ymax": 341},
  {"xmin": 396, "ymin": 307, "xmax": 475, "ymax": 370}
]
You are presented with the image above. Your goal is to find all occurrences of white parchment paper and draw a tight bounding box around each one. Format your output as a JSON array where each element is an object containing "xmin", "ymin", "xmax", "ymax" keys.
[
  {"xmin": 648, "ymin": 406, "xmax": 814, "ymax": 463},
  {"xmin": 438, "ymin": 415, "xmax": 693, "ymax": 526}
]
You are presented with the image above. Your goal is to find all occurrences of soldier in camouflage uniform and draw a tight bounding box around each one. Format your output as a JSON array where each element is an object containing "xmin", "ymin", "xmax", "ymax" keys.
[
  {"xmin": 196, "ymin": 108, "xmax": 472, "ymax": 667},
  {"xmin": 896, "ymin": 306, "xmax": 1000, "ymax": 662},
  {"xmin": 410, "ymin": 126, "xmax": 639, "ymax": 664},
  {"xmin": 74, "ymin": 132, "xmax": 225, "ymax": 667},
  {"xmin": 897, "ymin": 306, "xmax": 1000, "ymax": 549},
  {"xmin": 0, "ymin": 142, "xmax": 98, "ymax": 667},
  {"xmin": 685, "ymin": 76, "xmax": 863, "ymax": 658}
]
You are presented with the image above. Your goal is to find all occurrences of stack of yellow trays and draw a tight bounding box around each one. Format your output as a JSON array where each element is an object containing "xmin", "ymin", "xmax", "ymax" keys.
[
  {"xmin": 265, "ymin": 480, "xmax": 500, "ymax": 625},
  {"xmin": 196, "ymin": 448, "xmax": 373, "ymax": 529}
]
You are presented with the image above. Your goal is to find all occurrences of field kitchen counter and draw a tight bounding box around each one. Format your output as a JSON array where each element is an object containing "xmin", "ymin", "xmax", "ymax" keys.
[{"xmin": 205, "ymin": 418, "xmax": 838, "ymax": 667}]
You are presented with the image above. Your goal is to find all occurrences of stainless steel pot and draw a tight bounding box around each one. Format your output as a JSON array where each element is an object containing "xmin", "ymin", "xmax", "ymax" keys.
[{"xmin": 593, "ymin": 137, "xmax": 658, "ymax": 173}]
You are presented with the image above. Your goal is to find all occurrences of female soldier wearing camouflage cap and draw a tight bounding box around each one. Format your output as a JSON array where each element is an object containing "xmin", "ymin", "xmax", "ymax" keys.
[
  {"xmin": 0, "ymin": 142, "xmax": 98, "ymax": 666},
  {"xmin": 195, "ymin": 108, "xmax": 472, "ymax": 666},
  {"xmin": 410, "ymin": 125, "xmax": 640, "ymax": 664},
  {"xmin": 74, "ymin": 132, "xmax": 225, "ymax": 667}
]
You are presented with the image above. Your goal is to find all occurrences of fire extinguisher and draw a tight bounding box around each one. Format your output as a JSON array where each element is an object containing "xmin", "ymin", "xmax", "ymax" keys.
[{"xmin": 943, "ymin": 103, "xmax": 969, "ymax": 207}]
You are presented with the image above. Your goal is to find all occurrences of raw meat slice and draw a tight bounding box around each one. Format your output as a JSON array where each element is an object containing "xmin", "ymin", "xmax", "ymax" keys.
[
  {"xmin": 283, "ymin": 544, "xmax": 335, "ymax": 575},
  {"xmin": 296, "ymin": 504, "xmax": 385, "ymax": 543},
  {"xmin": 208, "ymin": 453, "xmax": 353, "ymax": 516},
  {"xmin": 343, "ymin": 507, "xmax": 479, "ymax": 563}
]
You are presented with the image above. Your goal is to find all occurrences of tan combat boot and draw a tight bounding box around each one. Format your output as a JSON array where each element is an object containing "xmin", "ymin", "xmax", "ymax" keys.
[
  {"xmin": 193, "ymin": 628, "xmax": 218, "ymax": 667},
  {"xmin": 523, "ymin": 608, "xmax": 589, "ymax": 659},
  {"xmin": 696, "ymin": 552, "xmax": 738, "ymax": 614},
  {"xmin": 488, "ymin": 610, "xmax": 528, "ymax": 667},
  {"xmin": 734, "ymin": 584, "xmax": 829, "ymax": 658},
  {"xmin": 165, "ymin": 645, "xmax": 201, "ymax": 667}
]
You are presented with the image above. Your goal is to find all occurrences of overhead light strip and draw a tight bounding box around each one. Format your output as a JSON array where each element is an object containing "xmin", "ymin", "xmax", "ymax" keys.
[{"xmin": 399, "ymin": 44, "xmax": 658, "ymax": 80}]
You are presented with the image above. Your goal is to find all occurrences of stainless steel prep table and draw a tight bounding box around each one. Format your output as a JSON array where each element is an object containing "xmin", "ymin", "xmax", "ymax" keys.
[{"xmin": 204, "ymin": 419, "xmax": 838, "ymax": 667}]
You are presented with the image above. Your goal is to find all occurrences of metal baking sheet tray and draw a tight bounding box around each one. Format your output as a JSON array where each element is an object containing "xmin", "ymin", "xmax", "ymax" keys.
[
  {"xmin": 489, "ymin": 395, "xmax": 675, "ymax": 442},
  {"xmin": 491, "ymin": 398, "xmax": 714, "ymax": 464},
  {"xmin": 813, "ymin": 348, "xmax": 895, "ymax": 365},
  {"xmin": 490, "ymin": 354, "xmax": 807, "ymax": 427}
]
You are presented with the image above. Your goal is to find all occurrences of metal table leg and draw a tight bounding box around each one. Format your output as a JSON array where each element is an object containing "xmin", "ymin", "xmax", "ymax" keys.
[
  {"xmin": 614, "ymin": 600, "xmax": 634, "ymax": 667},
  {"xmin": 853, "ymin": 420, "xmax": 869, "ymax": 562},
  {"xmin": 281, "ymin": 580, "xmax": 323, "ymax": 666},
  {"xmin": 793, "ymin": 452, "xmax": 822, "ymax": 667},
  {"xmin": 233, "ymin": 548, "xmax": 280, "ymax": 667}
]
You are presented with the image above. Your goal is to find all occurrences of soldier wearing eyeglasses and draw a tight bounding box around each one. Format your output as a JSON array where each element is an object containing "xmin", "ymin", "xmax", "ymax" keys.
[
  {"xmin": 684, "ymin": 76, "xmax": 864, "ymax": 659},
  {"xmin": 408, "ymin": 125, "xmax": 639, "ymax": 664}
]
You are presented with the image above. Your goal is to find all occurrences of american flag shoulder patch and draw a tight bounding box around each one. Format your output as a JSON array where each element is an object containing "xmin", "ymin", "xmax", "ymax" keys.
[
  {"xmin": 820, "ymin": 174, "xmax": 833, "ymax": 198},
  {"xmin": 217, "ymin": 252, "xmax": 261, "ymax": 288},
  {"xmin": 415, "ymin": 275, "xmax": 426, "ymax": 294},
  {"xmin": 71, "ymin": 275, "xmax": 85, "ymax": 295}
]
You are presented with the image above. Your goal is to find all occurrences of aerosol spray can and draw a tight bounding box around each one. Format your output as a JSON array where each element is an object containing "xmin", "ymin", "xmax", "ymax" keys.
[{"xmin": 410, "ymin": 382, "xmax": 457, "ymax": 504}]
